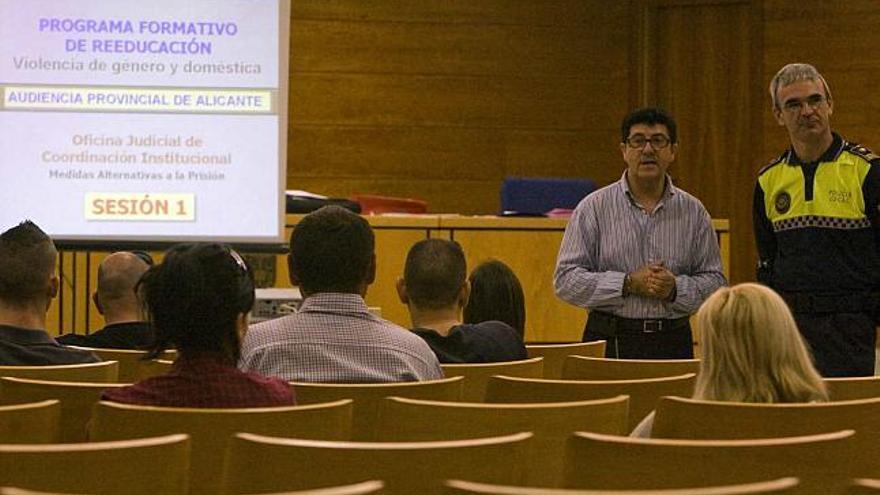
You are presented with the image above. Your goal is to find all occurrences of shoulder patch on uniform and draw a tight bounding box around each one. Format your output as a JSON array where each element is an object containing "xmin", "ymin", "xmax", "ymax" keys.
[
  {"xmin": 844, "ymin": 142, "xmax": 880, "ymax": 163},
  {"xmin": 758, "ymin": 154, "xmax": 786, "ymax": 176}
]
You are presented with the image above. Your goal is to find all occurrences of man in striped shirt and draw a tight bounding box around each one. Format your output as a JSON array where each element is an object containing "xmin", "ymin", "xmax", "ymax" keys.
[{"xmin": 554, "ymin": 107, "xmax": 726, "ymax": 359}]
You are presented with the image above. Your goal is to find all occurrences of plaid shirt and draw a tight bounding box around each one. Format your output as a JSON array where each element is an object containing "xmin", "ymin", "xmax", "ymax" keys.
[
  {"xmin": 102, "ymin": 352, "xmax": 294, "ymax": 407},
  {"xmin": 239, "ymin": 293, "xmax": 443, "ymax": 383}
]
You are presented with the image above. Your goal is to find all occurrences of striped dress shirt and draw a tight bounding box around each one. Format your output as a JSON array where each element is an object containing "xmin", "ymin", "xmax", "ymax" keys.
[
  {"xmin": 239, "ymin": 292, "xmax": 443, "ymax": 383},
  {"xmin": 554, "ymin": 172, "xmax": 726, "ymax": 319}
]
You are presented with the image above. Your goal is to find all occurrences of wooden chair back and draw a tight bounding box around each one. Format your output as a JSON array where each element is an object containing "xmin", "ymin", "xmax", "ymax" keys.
[
  {"xmin": 1, "ymin": 488, "xmax": 88, "ymax": 495},
  {"xmin": 377, "ymin": 395, "xmax": 628, "ymax": 487},
  {"xmin": 561, "ymin": 356, "xmax": 699, "ymax": 380},
  {"xmin": 90, "ymin": 399, "xmax": 353, "ymax": 495},
  {"xmin": 849, "ymin": 479, "xmax": 880, "ymax": 494},
  {"xmin": 485, "ymin": 373, "xmax": 696, "ymax": 430},
  {"xmin": 0, "ymin": 400, "xmax": 60, "ymax": 443},
  {"xmin": 0, "ymin": 433, "xmax": 190, "ymax": 495},
  {"xmin": 652, "ymin": 395, "xmax": 880, "ymax": 477},
  {"xmin": 824, "ymin": 376, "xmax": 880, "ymax": 401},
  {"xmin": 245, "ymin": 481, "xmax": 384, "ymax": 494},
  {"xmin": 290, "ymin": 376, "xmax": 463, "ymax": 440},
  {"xmin": 441, "ymin": 357, "xmax": 544, "ymax": 401},
  {"xmin": 526, "ymin": 342, "xmax": 605, "ymax": 379},
  {"xmin": 444, "ymin": 477, "xmax": 800, "ymax": 494},
  {"xmin": 564, "ymin": 430, "xmax": 855, "ymax": 494},
  {"xmin": 65, "ymin": 346, "xmax": 176, "ymax": 382},
  {"xmin": 0, "ymin": 377, "xmax": 127, "ymax": 442},
  {"xmin": 223, "ymin": 431, "xmax": 532, "ymax": 495},
  {"xmin": 0, "ymin": 361, "xmax": 118, "ymax": 383}
]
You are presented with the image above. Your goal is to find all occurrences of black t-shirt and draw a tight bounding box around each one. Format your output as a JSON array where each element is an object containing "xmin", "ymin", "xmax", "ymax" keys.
[
  {"xmin": 56, "ymin": 322, "xmax": 154, "ymax": 350},
  {"xmin": 412, "ymin": 321, "xmax": 527, "ymax": 364},
  {"xmin": 0, "ymin": 325, "xmax": 100, "ymax": 365}
]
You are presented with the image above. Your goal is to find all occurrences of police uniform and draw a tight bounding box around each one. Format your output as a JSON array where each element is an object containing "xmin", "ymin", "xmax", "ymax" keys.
[{"xmin": 753, "ymin": 132, "xmax": 880, "ymax": 376}]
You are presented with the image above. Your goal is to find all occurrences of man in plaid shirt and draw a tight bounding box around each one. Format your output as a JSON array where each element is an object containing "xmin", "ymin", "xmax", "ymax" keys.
[{"xmin": 239, "ymin": 206, "xmax": 443, "ymax": 383}]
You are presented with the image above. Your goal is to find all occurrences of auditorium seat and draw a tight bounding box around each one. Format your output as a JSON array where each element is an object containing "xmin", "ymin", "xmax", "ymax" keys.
[
  {"xmin": 823, "ymin": 375, "xmax": 880, "ymax": 401},
  {"xmin": 444, "ymin": 477, "xmax": 800, "ymax": 494},
  {"xmin": 0, "ymin": 361, "xmax": 119, "ymax": 383},
  {"xmin": 289, "ymin": 376, "xmax": 463, "ymax": 440},
  {"xmin": 223, "ymin": 431, "xmax": 532, "ymax": 495},
  {"xmin": 376, "ymin": 395, "xmax": 628, "ymax": 486},
  {"xmin": 64, "ymin": 346, "xmax": 176, "ymax": 382},
  {"xmin": 561, "ymin": 356, "xmax": 699, "ymax": 380},
  {"xmin": 0, "ymin": 377, "xmax": 128, "ymax": 442},
  {"xmin": 90, "ymin": 399, "xmax": 353, "ymax": 495},
  {"xmin": 485, "ymin": 373, "xmax": 696, "ymax": 430},
  {"xmin": 0, "ymin": 434, "xmax": 189, "ymax": 495},
  {"xmin": 441, "ymin": 357, "xmax": 544, "ymax": 402},
  {"xmin": 525, "ymin": 342, "xmax": 606, "ymax": 379},
  {"xmin": 651, "ymin": 395, "xmax": 880, "ymax": 477},
  {"xmin": 0, "ymin": 400, "xmax": 60, "ymax": 443},
  {"xmin": 565, "ymin": 430, "xmax": 853, "ymax": 494}
]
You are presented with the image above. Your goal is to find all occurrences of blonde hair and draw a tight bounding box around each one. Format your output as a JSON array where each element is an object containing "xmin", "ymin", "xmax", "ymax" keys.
[{"xmin": 694, "ymin": 283, "xmax": 827, "ymax": 403}]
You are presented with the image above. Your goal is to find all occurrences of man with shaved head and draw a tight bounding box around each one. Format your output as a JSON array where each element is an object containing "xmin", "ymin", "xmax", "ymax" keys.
[
  {"xmin": 57, "ymin": 251, "xmax": 154, "ymax": 349},
  {"xmin": 0, "ymin": 221, "xmax": 98, "ymax": 364}
]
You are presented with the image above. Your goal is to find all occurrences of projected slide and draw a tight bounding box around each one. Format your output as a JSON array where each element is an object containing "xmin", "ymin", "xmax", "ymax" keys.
[{"xmin": 0, "ymin": 0, "xmax": 289, "ymax": 244}]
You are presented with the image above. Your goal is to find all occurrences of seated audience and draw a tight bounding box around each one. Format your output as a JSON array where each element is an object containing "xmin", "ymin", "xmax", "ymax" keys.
[
  {"xmin": 464, "ymin": 259, "xmax": 526, "ymax": 339},
  {"xmin": 239, "ymin": 206, "xmax": 442, "ymax": 382},
  {"xmin": 631, "ymin": 283, "xmax": 827, "ymax": 437},
  {"xmin": 102, "ymin": 243, "xmax": 294, "ymax": 407},
  {"xmin": 0, "ymin": 221, "xmax": 98, "ymax": 365},
  {"xmin": 397, "ymin": 239, "xmax": 526, "ymax": 363},
  {"xmin": 57, "ymin": 251, "xmax": 154, "ymax": 349}
]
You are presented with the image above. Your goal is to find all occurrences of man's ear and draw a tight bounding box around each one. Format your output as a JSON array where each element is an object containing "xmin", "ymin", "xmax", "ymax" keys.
[
  {"xmin": 396, "ymin": 277, "xmax": 409, "ymax": 304},
  {"xmin": 48, "ymin": 275, "xmax": 59, "ymax": 300},
  {"xmin": 773, "ymin": 107, "xmax": 786, "ymax": 126},
  {"xmin": 92, "ymin": 292, "xmax": 104, "ymax": 315}
]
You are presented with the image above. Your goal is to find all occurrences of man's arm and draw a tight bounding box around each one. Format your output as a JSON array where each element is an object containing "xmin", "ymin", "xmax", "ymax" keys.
[
  {"xmin": 554, "ymin": 202, "xmax": 626, "ymax": 310},
  {"xmin": 667, "ymin": 208, "xmax": 727, "ymax": 314},
  {"xmin": 753, "ymin": 180, "xmax": 776, "ymax": 285}
]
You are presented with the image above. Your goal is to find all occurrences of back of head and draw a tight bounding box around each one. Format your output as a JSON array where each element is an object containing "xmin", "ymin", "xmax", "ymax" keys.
[
  {"xmin": 0, "ymin": 220, "xmax": 57, "ymax": 307},
  {"xmin": 463, "ymin": 260, "xmax": 526, "ymax": 338},
  {"xmin": 620, "ymin": 107, "xmax": 678, "ymax": 144},
  {"xmin": 694, "ymin": 283, "xmax": 827, "ymax": 403},
  {"xmin": 96, "ymin": 251, "xmax": 151, "ymax": 316},
  {"xmin": 769, "ymin": 63, "xmax": 832, "ymax": 110},
  {"xmin": 141, "ymin": 243, "xmax": 254, "ymax": 362},
  {"xmin": 403, "ymin": 239, "xmax": 466, "ymax": 310},
  {"xmin": 289, "ymin": 205, "xmax": 375, "ymax": 295}
]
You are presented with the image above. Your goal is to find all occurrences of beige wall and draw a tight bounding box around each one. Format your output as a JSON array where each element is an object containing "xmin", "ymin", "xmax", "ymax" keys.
[{"xmin": 288, "ymin": 0, "xmax": 880, "ymax": 284}]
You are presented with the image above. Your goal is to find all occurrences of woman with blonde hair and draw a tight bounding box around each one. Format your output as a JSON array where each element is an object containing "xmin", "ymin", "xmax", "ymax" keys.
[{"xmin": 632, "ymin": 283, "xmax": 826, "ymax": 436}]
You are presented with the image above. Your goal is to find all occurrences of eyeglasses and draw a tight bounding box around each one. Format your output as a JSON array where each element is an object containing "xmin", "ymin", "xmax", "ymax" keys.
[
  {"xmin": 781, "ymin": 94, "xmax": 827, "ymax": 114},
  {"xmin": 624, "ymin": 134, "xmax": 671, "ymax": 150}
]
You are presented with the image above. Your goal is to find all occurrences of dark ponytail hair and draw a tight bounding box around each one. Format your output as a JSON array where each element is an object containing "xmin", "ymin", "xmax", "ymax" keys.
[{"xmin": 142, "ymin": 243, "xmax": 254, "ymax": 363}]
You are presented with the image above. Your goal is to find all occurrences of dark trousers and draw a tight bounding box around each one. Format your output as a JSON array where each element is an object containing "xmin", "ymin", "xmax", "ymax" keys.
[
  {"xmin": 793, "ymin": 311, "xmax": 876, "ymax": 377},
  {"xmin": 582, "ymin": 312, "xmax": 694, "ymax": 360}
]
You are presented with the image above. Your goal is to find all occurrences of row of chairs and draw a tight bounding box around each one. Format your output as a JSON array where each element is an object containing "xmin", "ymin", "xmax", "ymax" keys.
[
  {"xmin": 5, "ymin": 388, "xmax": 880, "ymax": 491},
  {"xmin": 3, "ymin": 428, "xmax": 879, "ymax": 494}
]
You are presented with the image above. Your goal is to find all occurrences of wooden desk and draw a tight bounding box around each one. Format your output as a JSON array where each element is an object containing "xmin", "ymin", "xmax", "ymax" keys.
[{"xmin": 52, "ymin": 215, "xmax": 730, "ymax": 344}]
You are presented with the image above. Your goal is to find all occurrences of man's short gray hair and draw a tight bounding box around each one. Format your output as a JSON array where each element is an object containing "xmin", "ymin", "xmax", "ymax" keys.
[{"xmin": 769, "ymin": 63, "xmax": 833, "ymax": 110}]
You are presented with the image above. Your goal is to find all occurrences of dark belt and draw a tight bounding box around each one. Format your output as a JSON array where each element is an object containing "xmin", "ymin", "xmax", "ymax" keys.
[
  {"xmin": 779, "ymin": 292, "xmax": 880, "ymax": 314},
  {"xmin": 588, "ymin": 311, "xmax": 690, "ymax": 335}
]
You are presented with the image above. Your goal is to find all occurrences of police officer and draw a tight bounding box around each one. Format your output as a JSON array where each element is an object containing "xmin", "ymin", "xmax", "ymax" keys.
[{"xmin": 754, "ymin": 63, "xmax": 880, "ymax": 376}]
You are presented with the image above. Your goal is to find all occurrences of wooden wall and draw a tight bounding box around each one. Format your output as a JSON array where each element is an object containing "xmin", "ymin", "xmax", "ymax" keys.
[
  {"xmin": 288, "ymin": 0, "xmax": 633, "ymax": 215},
  {"xmin": 288, "ymin": 0, "xmax": 880, "ymax": 284}
]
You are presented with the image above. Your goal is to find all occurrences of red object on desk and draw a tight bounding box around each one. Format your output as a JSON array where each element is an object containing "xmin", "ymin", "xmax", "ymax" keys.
[{"xmin": 351, "ymin": 194, "xmax": 428, "ymax": 214}]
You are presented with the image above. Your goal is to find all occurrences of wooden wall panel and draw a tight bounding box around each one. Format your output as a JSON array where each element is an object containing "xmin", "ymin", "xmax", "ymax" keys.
[{"xmin": 288, "ymin": 1, "xmax": 632, "ymax": 216}]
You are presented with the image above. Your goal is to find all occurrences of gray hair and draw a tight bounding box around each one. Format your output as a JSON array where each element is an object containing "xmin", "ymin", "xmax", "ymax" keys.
[{"xmin": 769, "ymin": 63, "xmax": 832, "ymax": 110}]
